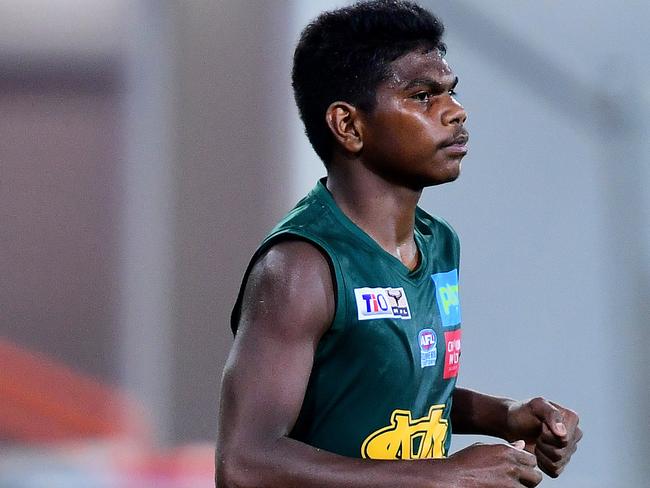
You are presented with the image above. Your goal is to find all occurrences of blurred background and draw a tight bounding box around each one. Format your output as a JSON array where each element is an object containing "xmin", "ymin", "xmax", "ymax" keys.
[{"xmin": 1, "ymin": 0, "xmax": 648, "ymax": 486}]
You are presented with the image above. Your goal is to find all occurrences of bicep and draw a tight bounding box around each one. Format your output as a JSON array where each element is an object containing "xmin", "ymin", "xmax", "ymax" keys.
[{"xmin": 218, "ymin": 240, "xmax": 335, "ymax": 449}]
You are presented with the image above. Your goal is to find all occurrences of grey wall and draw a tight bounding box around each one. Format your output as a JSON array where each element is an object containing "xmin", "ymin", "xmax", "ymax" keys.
[
  {"xmin": 0, "ymin": 73, "xmax": 121, "ymax": 383},
  {"xmin": 0, "ymin": 0, "xmax": 124, "ymax": 390},
  {"xmin": 170, "ymin": 0, "xmax": 293, "ymax": 442}
]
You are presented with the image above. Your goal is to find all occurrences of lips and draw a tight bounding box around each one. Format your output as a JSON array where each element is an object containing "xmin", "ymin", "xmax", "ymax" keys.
[
  {"xmin": 442, "ymin": 130, "xmax": 469, "ymax": 148},
  {"xmin": 441, "ymin": 130, "xmax": 469, "ymax": 156}
]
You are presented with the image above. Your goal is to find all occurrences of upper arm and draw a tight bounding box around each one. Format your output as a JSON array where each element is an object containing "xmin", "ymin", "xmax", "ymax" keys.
[{"xmin": 217, "ymin": 239, "xmax": 335, "ymax": 454}]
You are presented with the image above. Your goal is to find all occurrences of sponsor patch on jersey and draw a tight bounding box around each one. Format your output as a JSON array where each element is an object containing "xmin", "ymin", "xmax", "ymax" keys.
[
  {"xmin": 361, "ymin": 405, "xmax": 449, "ymax": 460},
  {"xmin": 443, "ymin": 329, "xmax": 461, "ymax": 379},
  {"xmin": 354, "ymin": 287, "xmax": 411, "ymax": 320},
  {"xmin": 418, "ymin": 328, "xmax": 437, "ymax": 368},
  {"xmin": 431, "ymin": 269, "xmax": 461, "ymax": 327}
]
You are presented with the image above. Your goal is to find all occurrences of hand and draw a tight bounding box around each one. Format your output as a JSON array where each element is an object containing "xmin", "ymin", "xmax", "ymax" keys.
[
  {"xmin": 447, "ymin": 441, "xmax": 542, "ymax": 487},
  {"xmin": 506, "ymin": 397, "xmax": 582, "ymax": 478}
]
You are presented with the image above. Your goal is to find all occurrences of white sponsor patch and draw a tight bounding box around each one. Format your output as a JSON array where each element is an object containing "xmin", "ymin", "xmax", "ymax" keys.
[
  {"xmin": 354, "ymin": 287, "xmax": 411, "ymax": 320},
  {"xmin": 418, "ymin": 328, "xmax": 437, "ymax": 368}
]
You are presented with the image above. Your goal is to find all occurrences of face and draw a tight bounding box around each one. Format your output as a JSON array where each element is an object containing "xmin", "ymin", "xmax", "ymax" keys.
[{"xmin": 358, "ymin": 49, "xmax": 468, "ymax": 189}]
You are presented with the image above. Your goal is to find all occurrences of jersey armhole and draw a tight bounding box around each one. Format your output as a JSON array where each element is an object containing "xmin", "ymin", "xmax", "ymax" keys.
[{"xmin": 230, "ymin": 230, "xmax": 347, "ymax": 336}]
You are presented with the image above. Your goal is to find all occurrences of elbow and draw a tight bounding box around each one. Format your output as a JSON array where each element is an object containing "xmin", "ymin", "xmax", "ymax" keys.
[
  {"xmin": 215, "ymin": 449, "xmax": 242, "ymax": 488},
  {"xmin": 216, "ymin": 447, "xmax": 264, "ymax": 488}
]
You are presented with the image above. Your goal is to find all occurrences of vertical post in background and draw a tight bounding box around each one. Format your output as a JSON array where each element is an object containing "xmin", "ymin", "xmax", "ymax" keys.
[
  {"xmin": 119, "ymin": 0, "xmax": 178, "ymax": 444},
  {"xmin": 171, "ymin": 0, "xmax": 293, "ymax": 442},
  {"xmin": 597, "ymin": 76, "xmax": 650, "ymax": 486},
  {"xmin": 635, "ymin": 85, "xmax": 650, "ymax": 481},
  {"xmin": 288, "ymin": 0, "xmax": 351, "ymax": 202}
]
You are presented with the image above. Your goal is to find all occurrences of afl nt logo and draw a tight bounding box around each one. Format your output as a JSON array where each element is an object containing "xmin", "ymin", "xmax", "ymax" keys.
[{"xmin": 418, "ymin": 328, "xmax": 437, "ymax": 368}]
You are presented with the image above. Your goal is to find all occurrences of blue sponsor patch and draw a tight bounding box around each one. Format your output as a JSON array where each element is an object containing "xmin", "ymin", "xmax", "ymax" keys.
[{"xmin": 431, "ymin": 269, "xmax": 461, "ymax": 327}]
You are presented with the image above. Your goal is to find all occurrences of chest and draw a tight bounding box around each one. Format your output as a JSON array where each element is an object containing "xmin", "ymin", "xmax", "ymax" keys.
[{"xmin": 319, "ymin": 267, "xmax": 462, "ymax": 388}]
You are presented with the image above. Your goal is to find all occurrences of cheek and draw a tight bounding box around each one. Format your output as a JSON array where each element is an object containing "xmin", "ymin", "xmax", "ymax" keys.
[{"xmin": 369, "ymin": 114, "xmax": 440, "ymax": 158}]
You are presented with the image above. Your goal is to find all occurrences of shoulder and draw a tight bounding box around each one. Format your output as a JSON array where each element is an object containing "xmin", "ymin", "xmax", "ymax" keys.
[
  {"xmin": 238, "ymin": 239, "xmax": 335, "ymax": 341},
  {"xmin": 247, "ymin": 239, "xmax": 332, "ymax": 294}
]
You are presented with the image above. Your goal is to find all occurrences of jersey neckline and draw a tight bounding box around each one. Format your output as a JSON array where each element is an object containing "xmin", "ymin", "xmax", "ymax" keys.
[{"xmin": 311, "ymin": 178, "xmax": 431, "ymax": 282}]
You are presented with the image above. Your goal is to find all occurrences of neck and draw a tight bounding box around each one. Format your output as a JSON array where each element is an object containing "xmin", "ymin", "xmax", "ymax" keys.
[{"xmin": 326, "ymin": 159, "xmax": 422, "ymax": 268}]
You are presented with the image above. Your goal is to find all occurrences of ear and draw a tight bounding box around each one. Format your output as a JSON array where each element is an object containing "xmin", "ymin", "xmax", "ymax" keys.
[{"xmin": 325, "ymin": 101, "xmax": 363, "ymax": 154}]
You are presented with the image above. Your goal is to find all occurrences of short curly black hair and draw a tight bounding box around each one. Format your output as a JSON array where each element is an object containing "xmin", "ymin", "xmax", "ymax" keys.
[{"xmin": 292, "ymin": 0, "xmax": 446, "ymax": 165}]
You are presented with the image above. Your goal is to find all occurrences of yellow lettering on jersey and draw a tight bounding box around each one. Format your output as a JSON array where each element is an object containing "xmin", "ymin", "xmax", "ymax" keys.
[{"xmin": 361, "ymin": 405, "xmax": 448, "ymax": 460}]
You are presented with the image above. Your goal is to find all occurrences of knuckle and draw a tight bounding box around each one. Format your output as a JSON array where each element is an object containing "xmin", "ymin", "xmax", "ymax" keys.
[
  {"xmin": 549, "ymin": 458, "xmax": 568, "ymax": 473},
  {"xmin": 506, "ymin": 464, "xmax": 517, "ymax": 477},
  {"xmin": 564, "ymin": 407, "xmax": 578, "ymax": 419},
  {"xmin": 496, "ymin": 444, "xmax": 511, "ymax": 456},
  {"xmin": 523, "ymin": 451, "xmax": 537, "ymax": 465},
  {"xmin": 531, "ymin": 396, "xmax": 545, "ymax": 406}
]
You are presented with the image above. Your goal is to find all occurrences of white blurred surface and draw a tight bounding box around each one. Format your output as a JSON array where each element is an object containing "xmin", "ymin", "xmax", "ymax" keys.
[{"xmin": 0, "ymin": 0, "xmax": 126, "ymax": 58}]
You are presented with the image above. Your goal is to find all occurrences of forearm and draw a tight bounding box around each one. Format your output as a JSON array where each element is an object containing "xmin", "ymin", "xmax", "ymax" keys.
[
  {"xmin": 217, "ymin": 436, "xmax": 456, "ymax": 488},
  {"xmin": 451, "ymin": 387, "xmax": 516, "ymax": 440}
]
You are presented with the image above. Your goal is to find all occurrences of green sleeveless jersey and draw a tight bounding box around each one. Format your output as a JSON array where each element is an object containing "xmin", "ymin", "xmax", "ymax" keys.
[{"xmin": 231, "ymin": 179, "xmax": 462, "ymax": 460}]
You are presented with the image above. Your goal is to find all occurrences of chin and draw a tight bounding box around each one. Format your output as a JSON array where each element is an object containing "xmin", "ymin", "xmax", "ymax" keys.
[
  {"xmin": 451, "ymin": 162, "xmax": 462, "ymax": 180},
  {"xmin": 446, "ymin": 158, "xmax": 463, "ymax": 181},
  {"xmin": 427, "ymin": 161, "xmax": 462, "ymax": 187},
  {"xmin": 418, "ymin": 174, "xmax": 458, "ymax": 189}
]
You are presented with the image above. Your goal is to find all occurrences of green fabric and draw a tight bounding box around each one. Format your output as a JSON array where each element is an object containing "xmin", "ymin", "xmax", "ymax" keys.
[{"xmin": 232, "ymin": 179, "xmax": 462, "ymax": 460}]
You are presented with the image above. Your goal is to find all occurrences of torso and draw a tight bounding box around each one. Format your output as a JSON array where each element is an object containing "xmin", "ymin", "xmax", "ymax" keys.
[{"xmin": 232, "ymin": 179, "xmax": 463, "ymax": 459}]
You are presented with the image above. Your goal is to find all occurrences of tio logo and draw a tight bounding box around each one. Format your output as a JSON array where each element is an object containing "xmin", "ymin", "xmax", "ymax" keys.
[
  {"xmin": 354, "ymin": 287, "xmax": 411, "ymax": 320},
  {"xmin": 361, "ymin": 293, "xmax": 389, "ymax": 313}
]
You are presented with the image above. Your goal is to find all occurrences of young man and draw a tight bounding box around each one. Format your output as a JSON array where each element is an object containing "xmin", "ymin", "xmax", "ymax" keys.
[{"xmin": 216, "ymin": 1, "xmax": 582, "ymax": 486}]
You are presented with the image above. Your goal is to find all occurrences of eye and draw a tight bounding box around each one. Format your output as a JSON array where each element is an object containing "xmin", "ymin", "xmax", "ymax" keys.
[
  {"xmin": 412, "ymin": 91, "xmax": 433, "ymax": 102},
  {"xmin": 448, "ymin": 89, "xmax": 458, "ymax": 97}
]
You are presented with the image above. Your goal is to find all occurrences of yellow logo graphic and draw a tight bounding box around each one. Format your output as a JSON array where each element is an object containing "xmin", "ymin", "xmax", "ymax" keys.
[
  {"xmin": 361, "ymin": 405, "xmax": 448, "ymax": 460},
  {"xmin": 438, "ymin": 284, "xmax": 459, "ymax": 315}
]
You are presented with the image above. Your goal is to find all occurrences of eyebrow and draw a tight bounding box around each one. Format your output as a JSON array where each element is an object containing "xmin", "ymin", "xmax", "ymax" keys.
[{"xmin": 403, "ymin": 76, "xmax": 458, "ymax": 92}]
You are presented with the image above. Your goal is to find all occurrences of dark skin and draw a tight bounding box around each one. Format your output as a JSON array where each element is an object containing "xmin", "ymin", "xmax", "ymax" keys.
[{"xmin": 217, "ymin": 49, "xmax": 581, "ymax": 487}]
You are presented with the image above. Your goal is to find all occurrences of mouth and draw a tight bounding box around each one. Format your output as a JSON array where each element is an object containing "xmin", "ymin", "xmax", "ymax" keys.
[{"xmin": 441, "ymin": 130, "xmax": 469, "ymax": 155}]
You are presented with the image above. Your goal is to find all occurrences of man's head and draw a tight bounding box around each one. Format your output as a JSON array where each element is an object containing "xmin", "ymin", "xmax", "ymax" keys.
[{"xmin": 292, "ymin": 0, "xmax": 447, "ymax": 166}]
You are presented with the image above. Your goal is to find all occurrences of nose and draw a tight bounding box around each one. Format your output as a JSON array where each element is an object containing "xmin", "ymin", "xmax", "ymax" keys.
[{"xmin": 442, "ymin": 97, "xmax": 467, "ymax": 126}]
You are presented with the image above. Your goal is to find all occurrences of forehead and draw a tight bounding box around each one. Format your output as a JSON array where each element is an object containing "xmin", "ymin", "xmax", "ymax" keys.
[{"xmin": 382, "ymin": 49, "xmax": 455, "ymax": 89}]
